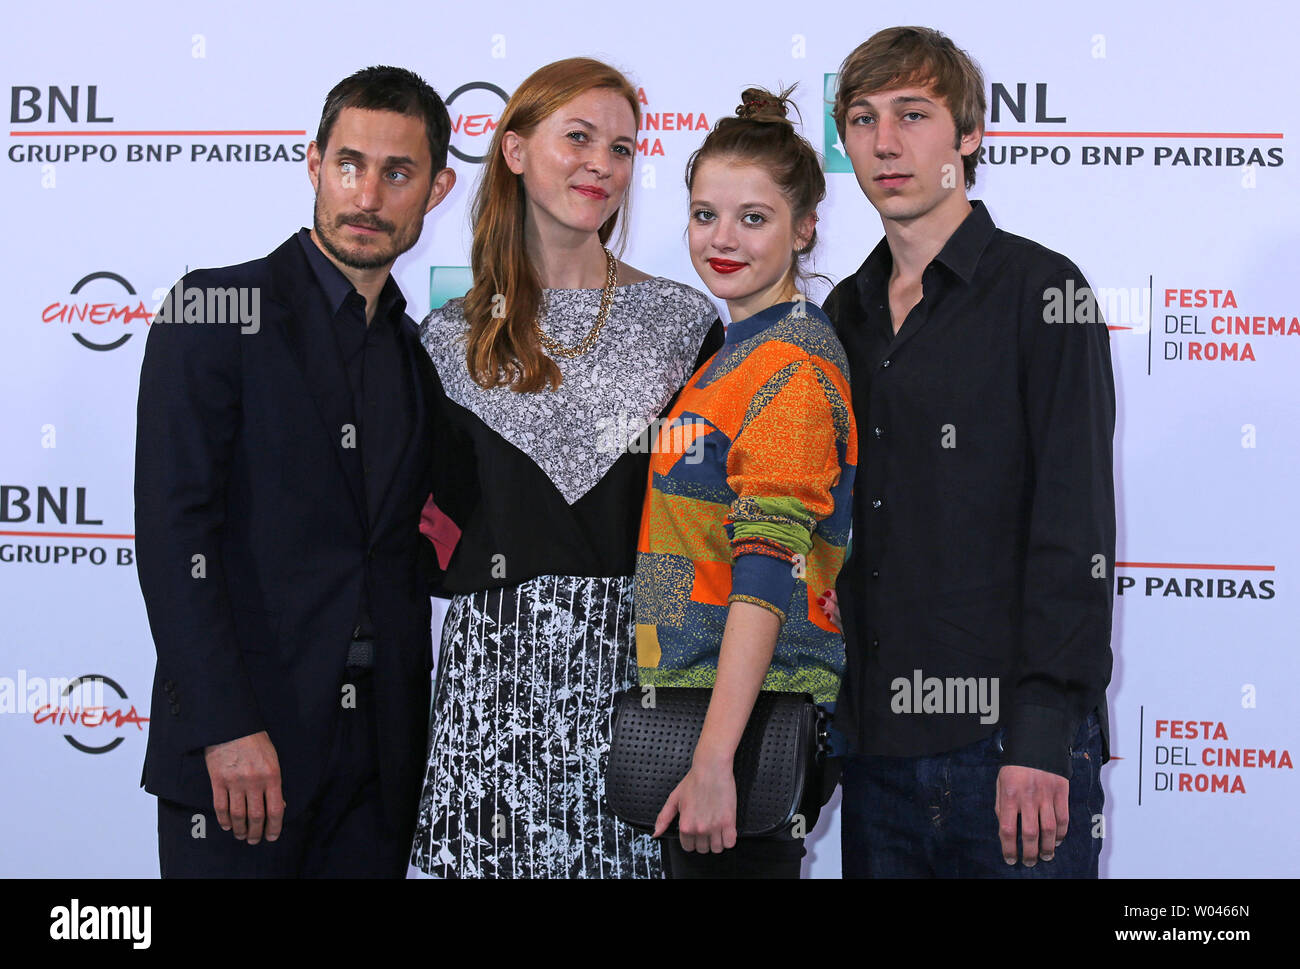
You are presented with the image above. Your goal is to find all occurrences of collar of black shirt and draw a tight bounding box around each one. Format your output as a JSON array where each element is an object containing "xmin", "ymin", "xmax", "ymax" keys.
[
  {"xmin": 296, "ymin": 226, "xmax": 407, "ymax": 325},
  {"xmin": 853, "ymin": 199, "xmax": 999, "ymax": 306}
]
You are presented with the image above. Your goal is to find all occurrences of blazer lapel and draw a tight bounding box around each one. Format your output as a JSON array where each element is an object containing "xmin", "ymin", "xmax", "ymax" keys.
[{"xmin": 265, "ymin": 235, "xmax": 366, "ymax": 525}]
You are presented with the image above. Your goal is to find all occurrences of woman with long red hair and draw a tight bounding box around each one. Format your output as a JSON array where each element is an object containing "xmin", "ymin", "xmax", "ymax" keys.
[{"xmin": 409, "ymin": 57, "xmax": 720, "ymax": 878}]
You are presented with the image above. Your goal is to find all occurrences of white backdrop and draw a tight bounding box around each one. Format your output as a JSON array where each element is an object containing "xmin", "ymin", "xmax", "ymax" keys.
[{"xmin": 2, "ymin": 0, "xmax": 1296, "ymax": 878}]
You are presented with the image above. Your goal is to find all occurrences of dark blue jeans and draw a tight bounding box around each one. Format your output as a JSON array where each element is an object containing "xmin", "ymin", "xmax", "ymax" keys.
[{"xmin": 841, "ymin": 712, "xmax": 1104, "ymax": 878}]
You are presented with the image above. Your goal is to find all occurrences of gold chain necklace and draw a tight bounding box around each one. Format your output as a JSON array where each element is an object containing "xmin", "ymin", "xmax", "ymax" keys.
[{"xmin": 535, "ymin": 247, "xmax": 618, "ymax": 359}]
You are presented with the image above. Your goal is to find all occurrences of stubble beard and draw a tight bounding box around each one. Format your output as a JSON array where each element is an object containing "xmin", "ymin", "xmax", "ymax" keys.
[{"xmin": 312, "ymin": 192, "xmax": 422, "ymax": 271}]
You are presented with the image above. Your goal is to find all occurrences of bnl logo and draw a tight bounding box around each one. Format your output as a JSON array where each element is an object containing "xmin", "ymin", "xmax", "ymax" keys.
[
  {"xmin": 823, "ymin": 74, "xmax": 853, "ymax": 173},
  {"xmin": 429, "ymin": 267, "xmax": 472, "ymax": 311},
  {"xmin": 821, "ymin": 74, "xmax": 1067, "ymax": 173},
  {"xmin": 11, "ymin": 85, "xmax": 113, "ymax": 123}
]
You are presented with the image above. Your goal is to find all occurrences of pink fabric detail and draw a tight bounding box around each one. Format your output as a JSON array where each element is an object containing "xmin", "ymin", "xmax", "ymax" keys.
[{"xmin": 419, "ymin": 494, "xmax": 461, "ymax": 571}]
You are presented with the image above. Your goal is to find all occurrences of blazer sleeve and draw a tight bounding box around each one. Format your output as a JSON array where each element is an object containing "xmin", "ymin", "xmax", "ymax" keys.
[
  {"xmin": 418, "ymin": 358, "xmax": 481, "ymax": 596},
  {"xmin": 424, "ymin": 357, "xmax": 480, "ymax": 531},
  {"xmin": 693, "ymin": 316, "xmax": 726, "ymax": 372},
  {"xmin": 134, "ymin": 274, "xmax": 266, "ymax": 752}
]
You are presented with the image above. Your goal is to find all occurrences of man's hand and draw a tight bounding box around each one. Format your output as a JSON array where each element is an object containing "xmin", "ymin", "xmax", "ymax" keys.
[
  {"xmin": 652, "ymin": 759, "xmax": 738, "ymax": 854},
  {"xmin": 203, "ymin": 730, "xmax": 285, "ymax": 845},
  {"xmin": 995, "ymin": 764, "xmax": 1069, "ymax": 866}
]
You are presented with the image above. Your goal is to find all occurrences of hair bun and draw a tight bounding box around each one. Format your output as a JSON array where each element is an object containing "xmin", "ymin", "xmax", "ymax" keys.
[{"xmin": 736, "ymin": 85, "xmax": 798, "ymax": 125}]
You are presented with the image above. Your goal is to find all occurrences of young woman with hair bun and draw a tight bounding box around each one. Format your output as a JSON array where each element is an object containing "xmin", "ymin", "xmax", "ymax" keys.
[
  {"xmin": 410, "ymin": 57, "xmax": 722, "ymax": 879},
  {"xmin": 633, "ymin": 85, "xmax": 858, "ymax": 878}
]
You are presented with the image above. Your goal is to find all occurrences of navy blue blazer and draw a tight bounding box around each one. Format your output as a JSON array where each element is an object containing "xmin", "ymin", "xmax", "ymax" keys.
[{"xmin": 134, "ymin": 232, "xmax": 446, "ymax": 832}]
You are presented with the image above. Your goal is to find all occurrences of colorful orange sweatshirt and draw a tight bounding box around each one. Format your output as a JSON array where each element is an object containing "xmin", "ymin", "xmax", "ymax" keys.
[{"xmin": 634, "ymin": 299, "xmax": 857, "ymax": 703}]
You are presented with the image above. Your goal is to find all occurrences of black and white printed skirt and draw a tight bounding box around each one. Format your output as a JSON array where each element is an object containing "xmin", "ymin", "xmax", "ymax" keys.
[{"xmin": 408, "ymin": 574, "xmax": 663, "ymax": 878}]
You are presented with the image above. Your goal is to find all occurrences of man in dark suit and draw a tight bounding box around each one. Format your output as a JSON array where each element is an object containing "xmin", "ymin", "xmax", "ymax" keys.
[{"xmin": 135, "ymin": 66, "xmax": 456, "ymax": 877}]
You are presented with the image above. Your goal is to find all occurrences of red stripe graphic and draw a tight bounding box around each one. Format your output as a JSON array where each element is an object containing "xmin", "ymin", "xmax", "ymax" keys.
[
  {"xmin": 985, "ymin": 131, "xmax": 1283, "ymax": 139},
  {"xmin": 0, "ymin": 531, "xmax": 134, "ymax": 539},
  {"xmin": 1116, "ymin": 561, "xmax": 1274, "ymax": 571},
  {"xmin": 10, "ymin": 130, "xmax": 306, "ymax": 137}
]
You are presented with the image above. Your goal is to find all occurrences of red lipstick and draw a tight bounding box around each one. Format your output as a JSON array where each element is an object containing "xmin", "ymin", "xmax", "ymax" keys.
[
  {"xmin": 708, "ymin": 258, "xmax": 746, "ymax": 274},
  {"xmin": 573, "ymin": 184, "xmax": 609, "ymax": 199}
]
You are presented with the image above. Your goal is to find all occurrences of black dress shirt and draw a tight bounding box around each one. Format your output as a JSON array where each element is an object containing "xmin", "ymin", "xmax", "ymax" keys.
[
  {"xmin": 298, "ymin": 228, "xmax": 414, "ymax": 639},
  {"xmin": 824, "ymin": 201, "xmax": 1116, "ymax": 778}
]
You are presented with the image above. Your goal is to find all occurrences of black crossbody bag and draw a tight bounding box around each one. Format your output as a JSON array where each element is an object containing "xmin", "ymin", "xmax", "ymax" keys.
[{"xmin": 606, "ymin": 686, "xmax": 828, "ymax": 838}]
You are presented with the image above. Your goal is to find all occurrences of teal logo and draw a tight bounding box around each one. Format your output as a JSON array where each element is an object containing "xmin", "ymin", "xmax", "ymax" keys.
[
  {"xmin": 429, "ymin": 266, "xmax": 472, "ymax": 310},
  {"xmin": 823, "ymin": 73, "xmax": 852, "ymax": 173}
]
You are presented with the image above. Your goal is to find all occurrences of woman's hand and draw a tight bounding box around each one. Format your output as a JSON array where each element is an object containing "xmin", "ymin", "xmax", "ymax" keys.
[
  {"xmin": 817, "ymin": 588, "xmax": 841, "ymax": 631},
  {"xmin": 650, "ymin": 600, "xmax": 777, "ymax": 854},
  {"xmin": 652, "ymin": 756, "xmax": 738, "ymax": 853}
]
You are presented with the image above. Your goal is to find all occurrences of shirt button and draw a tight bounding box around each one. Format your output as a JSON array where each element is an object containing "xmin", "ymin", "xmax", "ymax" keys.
[
  {"xmin": 870, "ymin": 570, "xmax": 880, "ymax": 579},
  {"xmin": 881, "ymin": 359, "xmax": 891, "ymax": 368},
  {"xmin": 871, "ymin": 638, "xmax": 880, "ymax": 648},
  {"xmin": 871, "ymin": 498, "xmax": 882, "ymax": 509}
]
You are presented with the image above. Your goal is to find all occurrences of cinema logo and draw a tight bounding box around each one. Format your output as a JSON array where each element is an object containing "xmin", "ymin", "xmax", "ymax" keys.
[
  {"xmin": 43, "ymin": 274, "xmax": 262, "ymax": 349},
  {"xmin": 446, "ymin": 81, "xmax": 508, "ymax": 164},
  {"xmin": 1161, "ymin": 287, "xmax": 1299, "ymax": 364},
  {"xmin": 43, "ymin": 272, "xmax": 152, "ymax": 351},
  {"xmin": 11, "ymin": 673, "xmax": 149, "ymax": 754},
  {"xmin": 635, "ymin": 87, "xmax": 709, "ymax": 159},
  {"xmin": 1117, "ymin": 560, "xmax": 1276, "ymax": 601},
  {"xmin": 1149, "ymin": 717, "xmax": 1292, "ymax": 796},
  {"xmin": 0, "ymin": 484, "xmax": 135, "ymax": 568}
]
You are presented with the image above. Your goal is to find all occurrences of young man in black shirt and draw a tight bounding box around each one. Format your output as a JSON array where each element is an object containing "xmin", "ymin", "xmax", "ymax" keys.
[{"xmin": 824, "ymin": 26, "xmax": 1116, "ymax": 877}]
